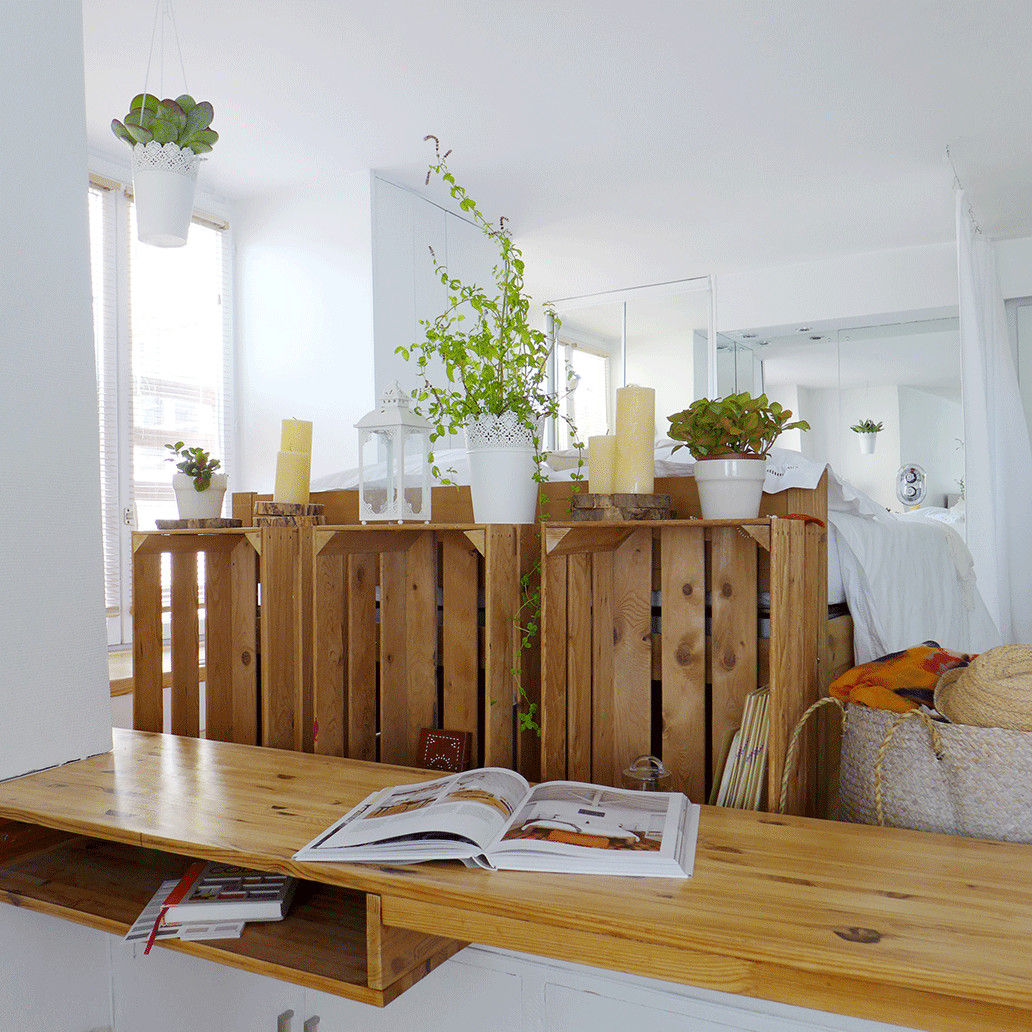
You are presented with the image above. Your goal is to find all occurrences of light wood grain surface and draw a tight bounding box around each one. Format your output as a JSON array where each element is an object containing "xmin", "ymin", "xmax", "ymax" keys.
[{"xmin": 0, "ymin": 730, "xmax": 1030, "ymax": 1031}]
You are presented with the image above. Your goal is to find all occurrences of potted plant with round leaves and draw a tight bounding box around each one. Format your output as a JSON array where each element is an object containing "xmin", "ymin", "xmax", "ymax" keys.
[
  {"xmin": 395, "ymin": 137, "xmax": 581, "ymax": 523},
  {"xmin": 166, "ymin": 441, "xmax": 227, "ymax": 520},
  {"xmin": 850, "ymin": 418, "xmax": 884, "ymax": 455},
  {"xmin": 667, "ymin": 393, "xmax": 810, "ymax": 518},
  {"xmin": 111, "ymin": 93, "xmax": 218, "ymax": 247}
]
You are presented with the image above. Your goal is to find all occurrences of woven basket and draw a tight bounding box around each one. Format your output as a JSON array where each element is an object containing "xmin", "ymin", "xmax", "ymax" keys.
[{"xmin": 782, "ymin": 699, "xmax": 1032, "ymax": 843}]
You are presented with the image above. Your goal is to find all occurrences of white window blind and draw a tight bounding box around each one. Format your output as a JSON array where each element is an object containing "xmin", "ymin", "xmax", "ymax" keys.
[{"xmin": 88, "ymin": 180, "xmax": 234, "ymax": 647}]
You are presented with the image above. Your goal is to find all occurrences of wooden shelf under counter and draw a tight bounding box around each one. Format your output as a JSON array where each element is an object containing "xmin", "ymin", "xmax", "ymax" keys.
[{"xmin": 0, "ymin": 730, "xmax": 1031, "ymax": 1030}]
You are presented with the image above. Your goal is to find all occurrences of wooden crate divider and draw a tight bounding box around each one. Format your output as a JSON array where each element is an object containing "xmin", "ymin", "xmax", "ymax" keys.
[
  {"xmin": 131, "ymin": 529, "xmax": 259, "ymax": 745},
  {"xmin": 311, "ymin": 525, "xmax": 538, "ymax": 775},
  {"xmin": 540, "ymin": 518, "xmax": 822, "ymax": 815}
]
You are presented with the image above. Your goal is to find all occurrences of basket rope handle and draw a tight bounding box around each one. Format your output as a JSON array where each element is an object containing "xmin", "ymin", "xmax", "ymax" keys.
[
  {"xmin": 778, "ymin": 696, "xmax": 847, "ymax": 814},
  {"xmin": 873, "ymin": 708, "xmax": 945, "ymax": 827}
]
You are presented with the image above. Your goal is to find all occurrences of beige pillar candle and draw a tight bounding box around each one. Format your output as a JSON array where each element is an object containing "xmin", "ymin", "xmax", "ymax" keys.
[
  {"xmin": 588, "ymin": 434, "xmax": 617, "ymax": 494},
  {"xmin": 280, "ymin": 418, "xmax": 313, "ymax": 455},
  {"xmin": 273, "ymin": 450, "xmax": 311, "ymax": 504},
  {"xmin": 614, "ymin": 385, "xmax": 656, "ymax": 493}
]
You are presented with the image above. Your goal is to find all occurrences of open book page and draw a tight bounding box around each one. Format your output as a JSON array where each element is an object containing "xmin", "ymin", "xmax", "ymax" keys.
[
  {"xmin": 485, "ymin": 781, "xmax": 691, "ymax": 874},
  {"xmin": 297, "ymin": 767, "xmax": 530, "ymax": 859}
]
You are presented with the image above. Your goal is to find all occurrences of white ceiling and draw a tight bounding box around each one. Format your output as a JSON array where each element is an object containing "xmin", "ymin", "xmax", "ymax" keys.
[{"xmin": 81, "ymin": 0, "xmax": 1032, "ymax": 300}]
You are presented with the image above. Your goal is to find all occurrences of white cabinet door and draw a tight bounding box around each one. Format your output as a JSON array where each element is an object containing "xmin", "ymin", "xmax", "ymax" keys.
[
  {"xmin": 304, "ymin": 949, "xmax": 523, "ymax": 1032},
  {"xmin": 0, "ymin": 907, "xmax": 112, "ymax": 1032},
  {"xmin": 111, "ymin": 944, "xmax": 303, "ymax": 1032}
]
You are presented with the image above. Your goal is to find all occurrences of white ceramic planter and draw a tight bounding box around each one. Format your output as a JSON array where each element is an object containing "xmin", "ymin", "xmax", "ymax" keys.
[
  {"xmin": 173, "ymin": 472, "xmax": 227, "ymax": 520},
  {"xmin": 131, "ymin": 142, "xmax": 199, "ymax": 247},
  {"xmin": 693, "ymin": 455, "xmax": 767, "ymax": 519},
  {"xmin": 466, "ymin": 414, "xmax": 538, "ymax": 524},
  {"xmin": 856, "ymin": 431, "xmax": 878, "ymax": 454}
]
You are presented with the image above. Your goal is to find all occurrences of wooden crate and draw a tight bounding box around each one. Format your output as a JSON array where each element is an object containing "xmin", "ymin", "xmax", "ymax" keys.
[
  {"xmin": 310, "ymin": 524, "xmax": 540, "ymax": 776},
  {"xmin": 540, "ymin": 517, "xmax": 824, "ymax": 816},
  {"xmin": 131, "ymin": 529, "xmax": 259, "ymax": 744}
]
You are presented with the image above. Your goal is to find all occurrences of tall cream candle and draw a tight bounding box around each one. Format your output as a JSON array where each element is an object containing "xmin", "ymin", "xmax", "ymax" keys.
[
  {"xmin": 614, "ymin": 385, "xmax": 656, "ymax": 493},
  {"xmin": 280, "ymin": 418, "xmax": 313, "ymax": 455},
  {"xmin": 588, "ymin": 434, "xmax": 617, "ymax": 494},
  {"xmin": 273, "ymin": 450, "xmax": 311, "ymax": 504}
]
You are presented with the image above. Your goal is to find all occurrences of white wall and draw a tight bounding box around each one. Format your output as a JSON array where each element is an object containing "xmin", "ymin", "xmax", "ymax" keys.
[
  {"xmin": 235, "ymin": 171, "xmax": 375, "ymax": 489},
  {"xmin": 898, "ymin": 386, "xmax": 963, "ymax": 507},
  {"xmin": 0, "ymin": 0, "xmax": 111, "ymax": 780}
]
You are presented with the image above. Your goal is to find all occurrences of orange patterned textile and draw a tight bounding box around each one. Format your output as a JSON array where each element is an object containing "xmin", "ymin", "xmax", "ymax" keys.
[{"xmin": 829, "ymin": 642, "xmax": 976, "ymax": 713}]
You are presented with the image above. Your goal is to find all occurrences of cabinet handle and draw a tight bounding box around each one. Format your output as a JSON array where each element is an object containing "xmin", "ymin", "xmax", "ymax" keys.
[
  {"xmin": 276, "ymin": 1009, "xmax": 294, "ymax": 1032},
  {"xmin": 303, "ymin": 1018, "xmax": 320, "ymax": 1032}
]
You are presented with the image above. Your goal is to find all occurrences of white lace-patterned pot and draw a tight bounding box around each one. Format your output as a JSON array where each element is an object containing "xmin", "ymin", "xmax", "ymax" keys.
[
  {"xmin": 172, "ymin": 473, "xmax": 227, "ymax": 520},
  {"xmin": 131, "ymin": 141, "xmax": 200, "ymax": 247},
  {"xmin": 693, "ymin": 454, "xmax": 766, "ymax": 519},
  {"xmin": 856, "ymin": 431, "xmax": 879, "ymax": 454},
  {"xmin": 466, "ymin": 413, "xmax": 538, "ymax": 524}
]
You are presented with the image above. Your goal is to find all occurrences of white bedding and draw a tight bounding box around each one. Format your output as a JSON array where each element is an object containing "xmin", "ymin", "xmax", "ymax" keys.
[{"xmin": 314, "ymin": 446, "xmax": 1000, "ymax": 664}]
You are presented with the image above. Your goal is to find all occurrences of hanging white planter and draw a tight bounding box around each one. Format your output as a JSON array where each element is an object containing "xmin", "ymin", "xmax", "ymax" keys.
[
  {"xmin": 857, "ymin": 431, "xmax": 879, "ymax": 455},
  {"xmin": 132, "ymin": 141, "xmax": 199, "ymax": 247},
  {"xmin": 693, "ymin": 455, "xmax": 767, "ymax": 519},
  {"xmin": 173, "ymin": 472, "xmax": 227, "ymax": 519},
  {"xmin": 466, "ymin": 413, "xmax": 538, "ymax": 524}
]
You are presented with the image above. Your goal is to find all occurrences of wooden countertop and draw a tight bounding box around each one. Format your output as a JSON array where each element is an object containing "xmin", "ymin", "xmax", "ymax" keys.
[{"xmin": 0, "ymin": 729, "xmax": 1029, "ymax": 1031}]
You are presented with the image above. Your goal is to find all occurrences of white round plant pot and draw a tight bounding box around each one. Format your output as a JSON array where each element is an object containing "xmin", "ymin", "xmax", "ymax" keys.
[
  {"xmin": 131, "ymin": 142, "xmax": 200, "ymax": 247},
  {"xmin": 173, "ymin": 473, "xmax": 227, "ymax": 520},
  {"xmin": 466, "ymin": 414, "xmax": 538, "ymax": 524},
  {"xmin": 857, "ymin": 431, "xmax": 878, "ymax": 454},
  {"xmin": 693, "ymin": 455, "xmax": 767, "ymax": 519}
]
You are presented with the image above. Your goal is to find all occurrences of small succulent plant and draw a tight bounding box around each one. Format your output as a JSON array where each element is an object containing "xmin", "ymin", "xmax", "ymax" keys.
[
  {"xmin": 166, "ymin": 441, "xmax": 221, "ymax": 491},
  {"xmin": 667, "ymin": 392, "xmax": 810, "ymax": 459},
  {"xmin": 111, "ymin": 94, "xmax": 218, "ymax": 154},
  {"xmin": 850, "ymin": 418, "xmax": 884, "ymax": 434}
]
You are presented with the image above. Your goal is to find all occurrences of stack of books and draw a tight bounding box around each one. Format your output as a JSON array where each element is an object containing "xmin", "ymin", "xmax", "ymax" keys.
[{"xmin": 711, "ymin": 687, "xmax": 770, "ymax": 810}]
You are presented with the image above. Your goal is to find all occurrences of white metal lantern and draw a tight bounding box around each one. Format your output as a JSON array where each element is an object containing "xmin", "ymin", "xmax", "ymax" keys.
[{"xmin": 355, "ymin": 383, "xmax": 432, "ymax": 523}]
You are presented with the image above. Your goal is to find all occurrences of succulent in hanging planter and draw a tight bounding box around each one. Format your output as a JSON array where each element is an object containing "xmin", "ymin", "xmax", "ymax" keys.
[
  {"xmin": 111, "ymin": 93, "xmax": 218, "ymax": 154},
  {"xmin": 849, "ymin": 418, "xmax": 884, "ymax": 434}
]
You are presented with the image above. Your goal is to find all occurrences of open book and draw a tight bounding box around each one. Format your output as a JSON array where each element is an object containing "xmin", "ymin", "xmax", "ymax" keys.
[{"xmin": 293, "ymin": 768, "xmax": 700, "ymax": 878}]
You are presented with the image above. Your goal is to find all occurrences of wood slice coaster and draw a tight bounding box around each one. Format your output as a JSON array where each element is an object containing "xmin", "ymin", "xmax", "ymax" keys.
[
  {"xmin": 570, "ymin": 493, "xmax": 672, "ymax": 522},
  {"xmin": 254, "ymin": 501, "xmax": 326, "ymax": 527},
  {"xmin": 155, "ymin": 518, "xmax": 243, "ymax": 529}
]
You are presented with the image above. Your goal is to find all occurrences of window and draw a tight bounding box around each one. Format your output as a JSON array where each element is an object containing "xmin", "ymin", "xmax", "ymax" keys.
[{"xmin": 88, "ymin": 181, "xmax": 234, "ymax": 647}]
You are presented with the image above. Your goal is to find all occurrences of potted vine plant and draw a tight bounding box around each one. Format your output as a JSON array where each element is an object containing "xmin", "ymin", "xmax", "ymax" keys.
[
  {"xmin": 166, "ymin": 442, "xmax": 227, "ymax": 519},
  {"xmin": 395, "ymin": 137, "xmax": 579, "ymax": 523},
  {"xmin": 111, "ymin": 93, "xmax": 218, "ymax": 247},
  {"xmin": 850, "ymin": 418, "xmax": 884, "ymax": 454},
  {"xmin": 667, "ymin": 393, "xmax": 810, "ymax": 518}
]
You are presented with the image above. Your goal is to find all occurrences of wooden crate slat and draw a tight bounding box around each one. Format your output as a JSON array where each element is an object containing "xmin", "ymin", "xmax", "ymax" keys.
[
  {"xmin": 405, "ymin": 532, "xmax": 438, "ymax": 761},
  {"xmin": 313, "ymin": 551, "xmax": 346, "ymax": 756},
  {"xmin": 169, "ymin": 550, "xmax": 200, "ymax": 737},
  {"xmin": 297, "ymin": 528, "xmax": 316, "ymax": 752},
  {"xmin": 260, "ymin": 526, "xmax": 301, "ymax": 750},
  {"xmin": 539, "ymin": 551, "xmax": 568, "ymax": 781},
  {"xmin": 710, "ymin": 527, "xmax": 759, "ymax": 788},
  {"xmin": 131, "ymin": 550, "xmax": 163, "ymax": 733},
  {"xmin": 589, "ymin": 552, "xmax": 614, "ymax": 786},
  {"xmin": 229, "ymin": 538, "xmax": 259, "ymax": 745},
  {"xmin": 378, "ymin": 550, "xmax": 409, "ymax": 766},
  {"xmin": 566, "ymin": 553, "xmax": 593, "ymax": 782},
  {"xmin": 769, "ymin": 519, "xmax": 811, "ymax": 816},
  {"xmin": 660, "ymin": 525, "xmax": 707, "ymax": 802},
  {"xmin": 347, "ymin": 554, "xmax": 378, "ymax": 762},
  {"xmin": 203, "ymin": 549, "xmax": 233, "ymax": 742},
  {"xmin": 483, "ymin": 526, "xmax": 518, "ymax": 769},
  {"xmin": 441, "ymin": 533, "xmax": 480, "ymax": 765},
  {"xmin": 609, "ymin": 528, "xmax": 653, "ymax": 788},
  {"xmin": 515, "ymin": 525, "xmax": 542, "ymax": 782}
]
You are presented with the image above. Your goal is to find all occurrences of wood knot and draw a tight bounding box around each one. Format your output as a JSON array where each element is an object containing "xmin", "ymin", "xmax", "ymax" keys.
[
  {"xmin": 675, "ymin": 644, "xmax": 694, "ymax": 666},
  {"xmin": 721, "ymin": 650, "xmax": 736, "ymax": 670},
  {"xmin": 240, "ymin": 650, "xmax": 252, "ymax": 666},
  {"xmin": 681, "ymin": 582, "xmax": 693, "ymax": 597},
  {"xmin": 720, "ymin": 581, "xmax": 733, "ymax": 598},
  {"xmin": 834, "ymin": 927, "xmax": 882, "ymax": 944}
]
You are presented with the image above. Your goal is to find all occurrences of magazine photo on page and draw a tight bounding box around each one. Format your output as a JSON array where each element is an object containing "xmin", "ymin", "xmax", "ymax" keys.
[{"xmin": 292, "ymin": 768, "xmax": 700, "ymax": 878}]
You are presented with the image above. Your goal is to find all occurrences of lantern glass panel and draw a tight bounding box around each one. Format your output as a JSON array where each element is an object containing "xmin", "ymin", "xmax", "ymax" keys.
[
  {"xmin": 402, "ymin": 430, "xmax": 428, "ymax": 515},
  {"xmin": 360, "ymin": 430, "xmax": 390, "ymax": 516}
]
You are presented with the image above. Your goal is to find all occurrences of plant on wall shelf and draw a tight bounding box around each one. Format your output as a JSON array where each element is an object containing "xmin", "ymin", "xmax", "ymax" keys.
[
  {"xmin": 111, "ymin": 93, "xmax": 218, "ymax": 154},
  {"xmin": 166, "ymin": 441, "xmax": 221, "ymax": 491},
  {"xmin": 850, "ymin": 418, "xmax": 884, "ymax": 434},
  {"xmin": 667, "ymin": 392, "xmax": 810, "ymax": 459}
]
